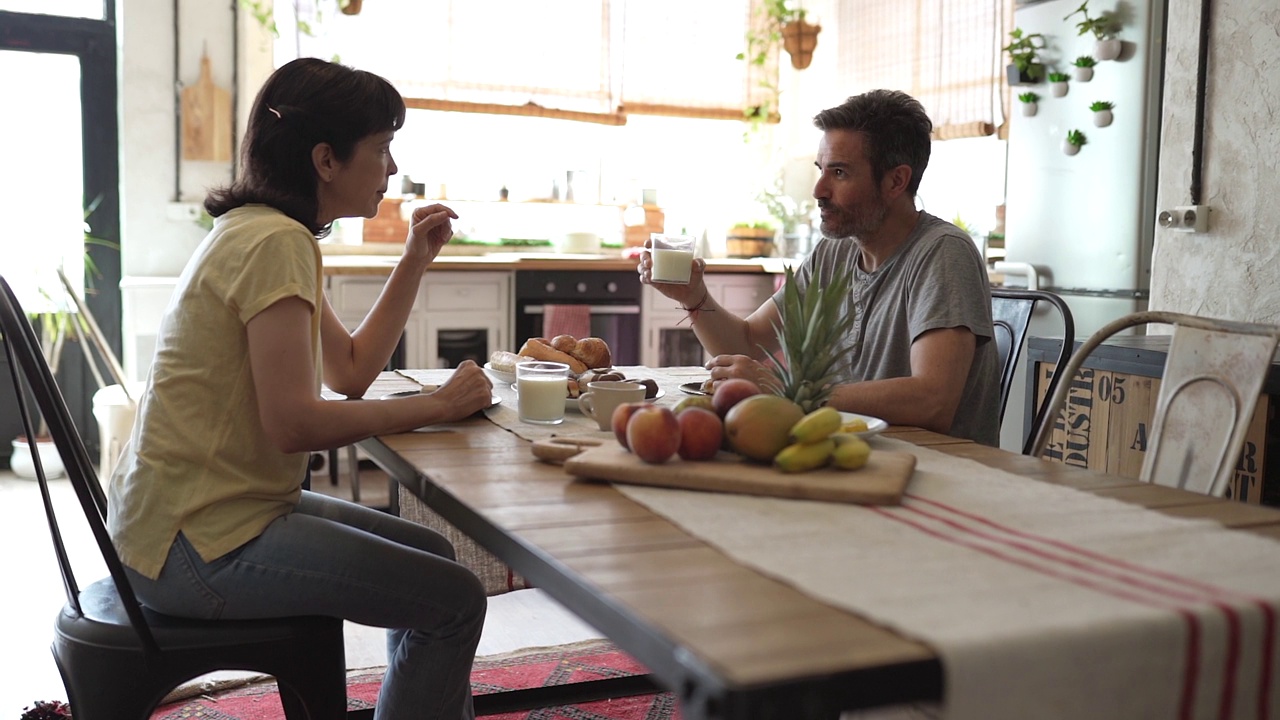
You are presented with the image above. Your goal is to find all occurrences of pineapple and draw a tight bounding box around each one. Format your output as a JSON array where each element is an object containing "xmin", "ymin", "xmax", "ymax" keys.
[{"xmin": 764, "ymin": 262, "xmax": 857, "ymax": 413}]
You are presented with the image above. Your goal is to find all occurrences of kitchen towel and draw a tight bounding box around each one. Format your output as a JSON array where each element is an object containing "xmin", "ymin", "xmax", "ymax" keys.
[
  {"xmin": 543, "ymin": 304, "xmax": 591, "ymax": 340},
  {"xmin": 611, "ymin": 436, "xmax": 1280, "ymax": 720}
]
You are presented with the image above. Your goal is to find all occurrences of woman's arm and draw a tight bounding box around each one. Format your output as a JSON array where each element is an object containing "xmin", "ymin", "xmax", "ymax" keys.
[{"xmin": 250, "ymin": 296, "xmax": 493, "ymax": 454}]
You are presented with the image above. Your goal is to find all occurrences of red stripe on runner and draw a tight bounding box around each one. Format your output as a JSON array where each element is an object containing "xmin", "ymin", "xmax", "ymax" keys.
[
  {"xmin": 872, "ymin": 506, "xmax": 1203, "ymax": 720},
  {"xmin": 907, "ymin": 492, "xmax": 1276, "ymax": 719}
]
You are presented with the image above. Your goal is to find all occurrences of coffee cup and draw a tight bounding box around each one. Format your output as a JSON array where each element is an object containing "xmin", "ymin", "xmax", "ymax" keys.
[{"xmin": 578, "ymin": 381, "xmax": 647, "ymax": 431}]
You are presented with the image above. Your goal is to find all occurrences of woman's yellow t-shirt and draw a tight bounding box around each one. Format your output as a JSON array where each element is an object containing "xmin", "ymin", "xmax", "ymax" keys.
[{"xmin": 108, "ymin": 205, "xmax": 324, "ymax": 579}]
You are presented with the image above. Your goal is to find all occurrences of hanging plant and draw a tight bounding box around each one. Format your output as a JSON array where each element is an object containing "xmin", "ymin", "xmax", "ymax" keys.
[
  {"xmin": 339, "ymin": 0, "xmax": 362, "ymax": 15},
  {"xmin": 1063, "ymin": 129, "xmax": 1087, "ymax": 156},
  {"xmin": 1018, "ymin": 91, "xmax": 1041, "ymax": 117},
  {"xmin": 1003, "ymin": 28, "xmax": 1047, "ymax": 85},
  {"xmin": 1072, "ymin": 55, "xmax": 1097, "ymax": 82},
  {"xmin": 1047, "ymin": 72, "xmax": 1071, "ymax": 97},
  {"xmin": 1090, "ymin": 101, "xmax": 1115, "ymax": 127},
  {"xmin": 1065, "ymin": 1, "xmax": 1122, "ymax": 61}
]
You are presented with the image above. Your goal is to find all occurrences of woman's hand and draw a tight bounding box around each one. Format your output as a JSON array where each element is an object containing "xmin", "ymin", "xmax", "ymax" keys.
[
  {"xmin": 637, "ymin": 238, "xmax": 708, "ymax": 308},
  {"xmin": 705, "ymin": 354, "xmax": 775, "ymax": 390},
  {"xmin": 426, "ymin": 360, "xmax": 493, "ymax": 421},
  {"xmin": 405, "ymin": 203, "xmax": 459, "ymax": 264}
]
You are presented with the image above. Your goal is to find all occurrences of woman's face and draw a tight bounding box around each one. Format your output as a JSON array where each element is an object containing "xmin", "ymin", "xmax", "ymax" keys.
[{"xmin": 317, "ymin": 130, "xmax": 398, "ymax": 224}]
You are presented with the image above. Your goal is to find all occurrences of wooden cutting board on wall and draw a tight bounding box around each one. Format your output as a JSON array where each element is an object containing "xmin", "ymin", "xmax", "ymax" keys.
[{"xmin": 181, "ymin": 52, "xmax": 231, "ymax": 162}]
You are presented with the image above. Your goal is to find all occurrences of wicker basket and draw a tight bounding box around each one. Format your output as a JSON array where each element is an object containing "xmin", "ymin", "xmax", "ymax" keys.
[{"xmin": 725, "ymin": 226, "xmax": 776, "ymax": 258}]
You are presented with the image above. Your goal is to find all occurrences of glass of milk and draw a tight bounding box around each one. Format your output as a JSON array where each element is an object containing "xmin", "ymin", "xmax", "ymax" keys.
[
  {"xmin": 516, "ymin": 361, "xmax": 570, "ymax": 425},
  {"xmin": 649, "ymin": 233, "xmax": 696, "ymax": 284}
]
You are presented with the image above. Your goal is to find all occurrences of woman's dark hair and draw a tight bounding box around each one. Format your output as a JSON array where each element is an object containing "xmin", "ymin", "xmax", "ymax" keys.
[
  {"xmin": 205, "ymin": 58, "xmax": 406, "ymax": 235},
  {"xmin": 812, "ymin": 90, "xmax": 932, "ymax": 196}
]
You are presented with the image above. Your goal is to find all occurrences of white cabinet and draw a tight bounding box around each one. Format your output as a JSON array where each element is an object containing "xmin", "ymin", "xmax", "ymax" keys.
[
  {"xmin": 326, "ymin": 272, "xmax": 511, "ymax": 369},
  {"xmin": 416, "ymin": 272, "xmax": 511, "ymax": 369},
  {"xmin": 641, "ymin": 273, "xmax": 777, "ymax": 367}
]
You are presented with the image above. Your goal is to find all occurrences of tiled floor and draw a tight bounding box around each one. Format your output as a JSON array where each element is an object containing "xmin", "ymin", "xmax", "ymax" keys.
[{"xmin": 1, "ymin": 456, "xmax": 599, "ymax": 716}]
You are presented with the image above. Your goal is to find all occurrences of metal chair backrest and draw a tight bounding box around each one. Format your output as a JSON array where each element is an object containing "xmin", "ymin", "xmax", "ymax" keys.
[
  {"xmin": 991, "ymin": 288, "xmax": 1075, "ymax": 454},
  {"xmin": 1029, "ymin": 310, "xmax": 1280, "ymax": 496},
  {"xmin": 0, "ymin": 274, "xmax": 160, "ymax": 654}
]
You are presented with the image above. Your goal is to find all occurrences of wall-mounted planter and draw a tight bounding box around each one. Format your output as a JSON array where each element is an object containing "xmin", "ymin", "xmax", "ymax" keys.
[
  {"xmin": 1063, "ymin": 130, "xmax": 1086, "ymax": 156},
  {"xmin": 1021, "ymin": 102, "xmax": 1039, "ymax": 117},
  {"xmin": 1007, "ymin": 63, "xmax": 1045, "ymax": 86},
  {"xmin": 1093, "ymin": 109, "xmax": 1114, "ymax": 127},
  {"xmin": 1050, "ymin": 80, "xmax": 1069, "ymax": 97},
  {"xmin": 1095, "ymin": 38, "xmax": 1122, "ymax": 61},
  {"xmin": 1062, "ymin": 140, "xmax": 1082, "ymax": 156},
  {"xmin": 1074, "ymin": 66, "xmax": 1094, "ymax": 82}
]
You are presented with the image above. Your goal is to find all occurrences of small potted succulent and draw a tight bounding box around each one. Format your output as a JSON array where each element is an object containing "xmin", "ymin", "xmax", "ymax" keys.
[
  {"xmin": 20, "ymin": 701, "xmax": 72, "ymax": 720},
  {"xmin": 1018, "ymin": 91, "xmax": 1041, "ymax": 117},
  {"xmin": 1047, "ymin": 71, "xmax": 1071, "ymax": 97},
  {"xmin": 1090, "ymin": 100, "xmax": 1115, "ymax": 127},
  {"xmin": 1003, "ymin": 28, "xmax": 1046, "ymax": 85},
  {"xmin": 1072, "ymin": 55, "xmax": 1097, "ymax": 82},
  {"xmin": 1065, "ymin": 1, "xmax": 1122, "ymax": 61},
  {"xmin": 1063, "ymin": 129, "xmax": 1087, "ymax": 156}
]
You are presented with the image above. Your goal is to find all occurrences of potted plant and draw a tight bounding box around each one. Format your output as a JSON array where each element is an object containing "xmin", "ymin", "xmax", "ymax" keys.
[
  {"xmin": 1063, "ymin": 129, "xmax": 1087, "ymax": 156},
  {"xmin": 725, "ymin": 221, "xmax": 777, "ymax": 258},
  {"xmin": 1018, "ymin": 91, "xmax": 1041, "ymax": 117},
  {"xmin": 1072, "ymin": 55, "xmax": 1097, "ymax": 82},
  {"xmin": 1090, "ymin": 100, "xmax": 1115, "ymax": 127},
  {"xmin": 758, "ymin": 179, "xmax": 813, "ymax": 257},
  {"xmin": 1065, "ymin": 1, "xmax": 1122, "ymax": 61},
  {"xmin": 20, "ymin": 700, "xmax": 72, "ymax": 719},
  {"xmin": 1002, "ymin": 28, "xmax": 1046, "ymax": 85},
  {"xmin": 1047, "ymin": 72, "xmax": 1071, "ymax": 97},
  {"xmin": 339, "ymin": 0, "xmax": 362, "ymax": 15},
  {"xmin": 738, "ymin": 1, "xmax": 821, "ymax": 71}
]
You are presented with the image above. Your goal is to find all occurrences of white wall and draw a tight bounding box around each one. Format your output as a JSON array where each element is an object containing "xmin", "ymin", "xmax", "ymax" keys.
[{"xmin": 1150, "ymin": 0, "xmax": 1280, "ymax": 321}]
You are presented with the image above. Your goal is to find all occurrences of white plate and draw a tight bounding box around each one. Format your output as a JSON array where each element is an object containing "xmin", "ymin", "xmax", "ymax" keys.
[
  {"xmin": 511, "ymin": 383, "xmax": 664, "ymax": 410},
  {"xmin": 382, "ymin": 388, "xmax": 501, "ymax": 407},
  {"xmin": 679, "ymin": 381, "xmax": 712, "ymax": 396},
  {"xmin": 838, "ymin": 412, "xmax": 888, "ymax": 439},
  {"xmin": 483, "ymin": 362, "xmax": 517, "ymax": 385}
]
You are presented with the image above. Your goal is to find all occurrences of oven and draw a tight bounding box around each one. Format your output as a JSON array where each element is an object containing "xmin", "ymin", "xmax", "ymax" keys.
[{"xmin": 514, "ymin": 270, "xmax": 642, "ymax": 367}]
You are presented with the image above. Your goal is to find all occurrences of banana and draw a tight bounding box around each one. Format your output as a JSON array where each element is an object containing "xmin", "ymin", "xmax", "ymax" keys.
[
  {"xmin": 789, "ymin": 407, "xmax": 843, "ymax": 444},
  {"xmin": 829, "ymin": 434, "xmax": 872, "ymax": 470},
  {"xmin": 773, "ymin": 438, "xmax": 836, "ymax": 473}
]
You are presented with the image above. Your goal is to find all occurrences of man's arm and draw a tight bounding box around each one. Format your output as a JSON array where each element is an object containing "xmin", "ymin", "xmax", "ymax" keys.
[
  {"xmin": 826, "ymin": 326, "xmax": 976, "ymax": 434},
  {"xmin": 690, "ymin": 292, "xmax": 782, "ymax": 359}
]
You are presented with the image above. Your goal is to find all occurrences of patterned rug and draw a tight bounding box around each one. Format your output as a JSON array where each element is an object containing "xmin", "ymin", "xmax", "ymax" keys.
[{"xmin": 149, "ymin": 639, "xmax": 680, "ymax": 720}]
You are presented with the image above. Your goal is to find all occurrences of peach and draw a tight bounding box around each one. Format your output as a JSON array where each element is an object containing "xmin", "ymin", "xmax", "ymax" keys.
[
  {"xmin": 676, "ymin": 407, "xmax": 723, "ymax": 461},
  {"xmin": 711, "ymin": 378, "xmax": 762, "ymax": 417},
  {"xmin": 626, "ymin": 406, "xmax": 681, "ymax": 464},
  {"xmin": 611, "ymin": 402, "xmax": 647, "ymax": 450}
]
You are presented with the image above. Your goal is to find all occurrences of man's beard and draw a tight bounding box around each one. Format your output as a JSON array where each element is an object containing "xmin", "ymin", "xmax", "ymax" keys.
[{"xmin": 819, "ymin": 191, "xmax": 889, "ymax": 241}]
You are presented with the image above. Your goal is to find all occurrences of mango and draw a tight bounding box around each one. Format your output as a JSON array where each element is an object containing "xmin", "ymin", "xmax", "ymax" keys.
[{"xmin": 724, "ymin": 394, "xmax": 805, "ymax": 462}]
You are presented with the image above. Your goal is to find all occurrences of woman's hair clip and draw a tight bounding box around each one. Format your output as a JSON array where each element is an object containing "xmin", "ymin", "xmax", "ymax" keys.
[{"xmin": 267, "ymin": 106, "xmax": 282, "ymax": 119}]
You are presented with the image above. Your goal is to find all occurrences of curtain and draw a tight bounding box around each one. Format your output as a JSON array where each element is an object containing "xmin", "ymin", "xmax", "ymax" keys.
[{"xmin": 836, "ymin": 0, "xmax": 1013, "ymax": 139}]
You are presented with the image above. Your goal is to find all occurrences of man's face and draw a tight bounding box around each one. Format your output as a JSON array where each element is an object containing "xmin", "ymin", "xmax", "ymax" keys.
[{"xmin": 813, "ymin": 129, "xmax": 888, "ymax": 241}]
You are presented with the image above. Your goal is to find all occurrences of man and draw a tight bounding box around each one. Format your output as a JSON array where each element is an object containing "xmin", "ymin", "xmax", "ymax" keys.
[{"xmin": 640, "ymin": 89, "xmax": 1000, "ymax": 445}]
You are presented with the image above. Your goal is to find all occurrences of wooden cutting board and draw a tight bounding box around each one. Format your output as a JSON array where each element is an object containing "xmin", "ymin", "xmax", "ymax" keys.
[
  {"xmin": 561, "ymin": 443, "xmax": 916, "ymax": 505},
  {"xmin": 181, "ymin": 52, "xmax": 232, "ymax": 162}
]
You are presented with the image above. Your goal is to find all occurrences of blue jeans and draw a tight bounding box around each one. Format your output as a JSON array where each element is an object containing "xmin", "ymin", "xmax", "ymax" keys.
[{"xmin": 126, "ymin": 491, "xmax": 486, "ymax": 720}]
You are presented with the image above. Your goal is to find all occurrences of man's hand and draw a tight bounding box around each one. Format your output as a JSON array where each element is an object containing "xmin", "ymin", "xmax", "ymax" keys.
[
  {"xmin": 638, "ymin": 238, "xmax": 708, "ymax": 308},
  {"xmin": 405, "ymin": 203, "xmax": 459, "ymax": 264},
  {"xmin": 705, "ymin": 354, "xmax": 777, "ymax": 391},
  {"xmin": 428, "ymin": 360, "xmax": 494, "ymax": 421}
]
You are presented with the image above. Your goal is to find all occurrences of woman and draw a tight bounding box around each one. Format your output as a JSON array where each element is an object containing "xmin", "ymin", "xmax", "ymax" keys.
[{"xmin": 107, "ymin": 58, "xmax": 491, "ymax": 719}]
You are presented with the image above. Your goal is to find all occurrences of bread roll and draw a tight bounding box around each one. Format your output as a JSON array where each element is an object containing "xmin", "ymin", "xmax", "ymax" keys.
[
  {"xmin": 488, "ymin": 351, "xmax": 526, "ymax": 374},
  {"xmin": 518, "ymin": 338, "xmax": 588, "ymax": 374},
  {"xmin": 550, "ymin": 335, "xmax": 578, "ymax": 354},
  {"xmin": 571, "ymin": 337, "xmax": 612, "ymax": 369}
]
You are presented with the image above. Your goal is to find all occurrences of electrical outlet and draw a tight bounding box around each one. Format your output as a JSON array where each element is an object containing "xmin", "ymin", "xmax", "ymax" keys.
[
  {"xmin": 166, "ymin": 202, "xmax": 202, "ymax": 222},
  {"xmin": 1157, "ymin": 205, "xmax": 1210, "ymax": 233}
]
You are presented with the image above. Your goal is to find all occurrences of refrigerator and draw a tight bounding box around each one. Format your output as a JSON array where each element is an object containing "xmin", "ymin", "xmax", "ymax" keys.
[{"xmin": 998, "ymin": 0, "xmax": 1167, "ymax": 451}]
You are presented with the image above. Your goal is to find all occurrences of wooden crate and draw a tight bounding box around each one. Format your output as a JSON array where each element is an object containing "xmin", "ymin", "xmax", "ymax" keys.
[{"xmin": 1032, "ymin": 356, "xmax": 1270, "ymax": 504}]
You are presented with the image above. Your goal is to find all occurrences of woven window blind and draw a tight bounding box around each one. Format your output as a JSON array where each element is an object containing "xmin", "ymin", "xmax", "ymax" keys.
[
  {"xmin": 293, "ymin": 0, "xmax": 763, "ymax": 125},
  {"xmin": 836, "ymin": 0, "xmax": 1013, "ymax": 139}
]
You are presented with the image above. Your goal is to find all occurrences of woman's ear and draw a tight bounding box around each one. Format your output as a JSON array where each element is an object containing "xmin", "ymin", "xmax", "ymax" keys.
[{"xmin": 311, "ymin": 143, "xmax": 336, "ymax": 183}]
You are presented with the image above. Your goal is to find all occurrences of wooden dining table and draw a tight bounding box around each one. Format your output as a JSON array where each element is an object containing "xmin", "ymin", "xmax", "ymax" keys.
[{"xmin": 346, "ymin": 370, "xmax": 1280, "ymax": 719}]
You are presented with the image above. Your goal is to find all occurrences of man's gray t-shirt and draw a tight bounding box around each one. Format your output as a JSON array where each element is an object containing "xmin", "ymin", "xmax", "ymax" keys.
[{"xmin": 772, "ymin": 212, "xmax": 1000, "ymax": 445}]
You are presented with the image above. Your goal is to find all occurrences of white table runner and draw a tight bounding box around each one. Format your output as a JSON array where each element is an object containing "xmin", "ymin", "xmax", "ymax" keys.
[{"xmin": 614, "ymin": 436, "xmax": 1280, "ymax": 720}]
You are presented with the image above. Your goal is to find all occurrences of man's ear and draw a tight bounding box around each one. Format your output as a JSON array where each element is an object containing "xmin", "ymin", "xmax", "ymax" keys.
[
  {"xmin": 311, "ymin": 143, "xmax": 336, "ymax": 183},
  {"xmin": 881, "ymin": 164, "xmax": 913, "ymax": 200}
]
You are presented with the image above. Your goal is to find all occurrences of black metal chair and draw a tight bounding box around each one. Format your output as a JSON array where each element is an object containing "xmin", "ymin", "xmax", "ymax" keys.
[
  {"xmin": 0, "ymin": 274, "xmax": 348, "ymax": 719},
  {"xmin": 990, "ymin": 288, "xmax": 1075, "ymax": 454}
]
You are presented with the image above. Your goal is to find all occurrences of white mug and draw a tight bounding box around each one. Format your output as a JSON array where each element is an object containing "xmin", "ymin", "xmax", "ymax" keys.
[{"xmin": 578, "ymin": 381, "xmax": 646, "ymax": 431}]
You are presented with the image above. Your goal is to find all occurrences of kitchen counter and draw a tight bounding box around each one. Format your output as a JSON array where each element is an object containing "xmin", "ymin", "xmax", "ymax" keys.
[{"xmin": 320, "ymin": 250, "xmax": 797, "ymax": 276}]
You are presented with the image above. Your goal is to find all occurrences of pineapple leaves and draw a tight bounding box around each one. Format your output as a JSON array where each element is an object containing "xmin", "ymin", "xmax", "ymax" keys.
[{"xmin": 764, "ymin": 261, "xmax": 857, "ymax": 411}]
